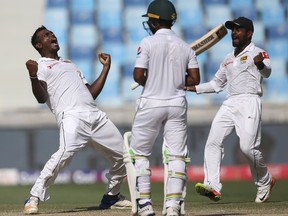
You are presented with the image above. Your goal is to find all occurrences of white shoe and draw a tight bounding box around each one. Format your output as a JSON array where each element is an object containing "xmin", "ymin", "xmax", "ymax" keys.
[
  {"xmin": 99, "ymin": 194, "xmax": 132, "ymax": 209},
  {"xmin": 138, "ymin": 202, "xmax": 155, "ymax": 216},
  {"xmin": 255, "ymin": 177, "xmax": 276, "ymax": 203},
  {"xmin": 166, "ymin": 207, "xmax": 180, "ymax": 216},
  {"xmin": 23, "ymin": 196, "xmax": 39, "ymax": 214},
  {"xmin": 110, "ymin": 194, "xmax": 132, "ymax": 209}
]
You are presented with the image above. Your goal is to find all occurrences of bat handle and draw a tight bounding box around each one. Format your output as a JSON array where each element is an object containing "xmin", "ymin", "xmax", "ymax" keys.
[{"xmin": 131, "ymin": 82, "xmax": 140, "ymax": 90}]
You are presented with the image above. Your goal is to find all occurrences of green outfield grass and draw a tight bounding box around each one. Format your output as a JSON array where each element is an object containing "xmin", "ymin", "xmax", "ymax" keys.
[{"xmin": 0, "ymin": 180, "xmax": 287, "ymax": 215}]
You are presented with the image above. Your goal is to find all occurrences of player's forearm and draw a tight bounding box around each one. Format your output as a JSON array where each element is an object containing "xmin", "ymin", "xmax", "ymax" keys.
[
  {"xmin": 185, "ymin": 68, "xmax": 200, "ymax": 86},
  {"xmin": 259, "ymin": 64, "xmax": 271, "ymax": 78},
  {"xmin": 30, "ymin": 79, "xmax": 48, "ymax": 103},
  {"xmin": 133, "ymin": 68, "xmax": 146, "ymax": 86},
  {"xmin": 196, "ymin": 77, "xmax": 226, "ymax": 94},
  {"xmin": 195, "ymin": 82, "xmax": 216, "ymax": 94},
  {"xmin": 88, "ymin": 66, "xmax": 109, "ymax": 99}
]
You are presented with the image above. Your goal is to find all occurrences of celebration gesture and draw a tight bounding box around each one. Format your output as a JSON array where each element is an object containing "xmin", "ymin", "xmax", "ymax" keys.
[
  {"xmin": 98, "ymin": 53, "xmax": 111, "ymax": 66},
  {"xmin": 26, "ymin": 59, "xmax": 38, "ymax": 78}
]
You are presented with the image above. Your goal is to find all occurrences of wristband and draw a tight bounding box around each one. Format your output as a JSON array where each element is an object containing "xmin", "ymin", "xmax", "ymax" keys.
[{"xmin": 30, "ymin": 76, "xmax": 38, "ymax": 79}]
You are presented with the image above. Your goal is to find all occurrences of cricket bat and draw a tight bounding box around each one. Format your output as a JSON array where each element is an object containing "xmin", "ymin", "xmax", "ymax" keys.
[{"xmin": 131, "ymin": 24, "xmax": 227, "ymax": 90}]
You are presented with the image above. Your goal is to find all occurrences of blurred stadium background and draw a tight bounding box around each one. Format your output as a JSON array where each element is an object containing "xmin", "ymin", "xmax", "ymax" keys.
[{"xmin": 0, "ymin": 0, "xmax": 287, "ymax": 185}]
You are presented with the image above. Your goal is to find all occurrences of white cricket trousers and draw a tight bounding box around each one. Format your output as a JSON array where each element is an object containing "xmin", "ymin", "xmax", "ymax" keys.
[
  {"xmin": 131, "ymin": 97, "xmax": 188, "ymax": 209},
  {"xmin": 30, "ymin": 109, "xmax": 126, "ymax": 201},
  {"xmin": 204, "ymin": 95, "xmax": 271, "ymax": 192}
]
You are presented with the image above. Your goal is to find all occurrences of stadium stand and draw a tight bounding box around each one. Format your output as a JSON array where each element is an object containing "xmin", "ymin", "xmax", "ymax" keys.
[
  {"xmin": 255, "ymin": 0, "xmax": 281, "ymax": 10},
  {"xmin": 177, "ymin": 7, "xmax": 204, "ymax": 28},
  {"xmin": 46, "ymin": 0, "xmax": 68, "ymax": 8},
  {"xmin": 202, "ymin": 0, "xmax": 226, "ymax": 6},
  {"xmin": 43, "ymin": 0, "xmax": 288, "ymax": 105},
  {"xmin": 205, "ymin": 5, "xmax": 232, "ymax": 29},
  {"xmin": 266, "ymin": 24, "xmax": 288, "ymax": 40},
  {"xmin": 176, "ymin": 0, "xmax": 201, "ymax": 10},
  {"xmin": 124, "ymin": 0, "xmax": 148, "ymax": 7},
  {"xmin": 101, "ymin": 27, "xmax": 124, "ymax": 43},
  {"xmin": 228, "ymin": 0, "xmax": 253, "ymax": 10},
  {"xmin": 70, "ymin": 0, "xmax": 95, "ymax": 10},
  {"xmin": 232, "ymin": 7, "xmax": 257, "ymax": 21},
  {"xmin": 182, "ymin": 26, "xmax": 208, "ymax": 44},
  {"xmin": 70, "ymin": 25, "xmax": 98, "ymax": 47},
  {"xmin": 96, "ymin": 62, "xmax": 123, "ymax": 107},
  {"xmin": 284, "ymin": 0, "xmax": 288, "ymax": 8},
  {"xmin": 252, "ymin": 21, "xmax": 265, "ymax": 47},
  {"xmin": 44, "ymin": 2, "xmax": 69, "ymax": 58},
  {"xmin": 260, "ymin": 6, "xmax": 286, "ymax": 28},
  {"xmin": 266, "ymin": 38, "xmax": 288, "ymax": 59}
]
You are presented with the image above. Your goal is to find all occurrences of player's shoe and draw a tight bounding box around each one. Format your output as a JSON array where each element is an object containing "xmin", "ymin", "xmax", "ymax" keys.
[
  {"xmin": 195, "ymin": 182, "xmax": 222, "ymax": 202},
  {"xmin": 138, "ymin": 202, "xmax": 155, "ymax": 216},
  {"xmin": 99, "ymin": 193, "xmax": 132, "ymax": 209},
  {"xmin": 23, "ymin": 196, "xmax": 39, "ymax": 214},
  {"xmin": 255, "ymin": 177, "xmax": 276, "ymax": 203},
  {"xmin": 166, "ymin": 207, "xmax": 180, "ymax": 216}
]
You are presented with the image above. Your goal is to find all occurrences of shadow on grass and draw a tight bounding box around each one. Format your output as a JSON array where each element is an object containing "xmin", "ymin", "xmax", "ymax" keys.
[
  {"xmin": 48, "ymin": 206, "xmax": 130, "ymax": 214},
  {"xmin": 196, "ymin": 214, "xmax": 246, "ymax": 216},
  {"xmin": 62, "ymin": 206, "xmax": 100, "ymax": 212}
]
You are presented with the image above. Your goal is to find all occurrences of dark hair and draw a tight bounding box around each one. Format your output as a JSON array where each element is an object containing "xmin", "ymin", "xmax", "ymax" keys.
[{"xmin": 31, "ymin": 25, "xmax": 47, "ymax": 49}]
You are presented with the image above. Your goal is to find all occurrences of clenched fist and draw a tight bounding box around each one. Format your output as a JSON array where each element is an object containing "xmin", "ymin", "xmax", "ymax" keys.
[
  {"xmin": 98, "ymin": 53, "xmax": 111, "ymax": 66},
  {"xmin": 253, "ymin": 52, "xmax": 264, "ymax": 70},
  {"xmin": 26, "ymin": 59, "xmax": 38, "ymax": 77}
]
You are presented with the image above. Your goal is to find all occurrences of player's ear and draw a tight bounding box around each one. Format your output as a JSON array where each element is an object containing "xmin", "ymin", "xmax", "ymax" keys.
[
  {"xmin": 247, "ymin": 30, "xmax": 253, "ymax": 38},
  {"xmin": 35, "ymin": 42, "xmax": 42, "ymax": 49}
]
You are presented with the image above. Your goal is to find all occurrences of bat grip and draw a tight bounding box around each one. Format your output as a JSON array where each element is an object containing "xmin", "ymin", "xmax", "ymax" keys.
[{"xmin": 131, "ymin": 82, "xmax": 140, "ymax": 90}]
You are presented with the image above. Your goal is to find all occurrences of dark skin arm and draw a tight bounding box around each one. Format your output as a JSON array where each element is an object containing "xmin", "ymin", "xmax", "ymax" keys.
[
  {"xmin": 26, "ymin": 60, "xmax": 48, "ymax": 103},
  {"xmin": 253, "ymin": 52, "xmax": 265, "ymax": 70},
  {"xmin": 183, "ymin": 85, "xmax": 196, "ymax": 92},
  {"xmin": 134, "ymin": 67, "xmax": 147, "ymax": 86},
  {"xmin": 86, "ymin": 53, "xmax": 111, "ymax": 99},
  {"xmin": 184, "ymin": 67, "xmax": 200, "ymax": 92}
]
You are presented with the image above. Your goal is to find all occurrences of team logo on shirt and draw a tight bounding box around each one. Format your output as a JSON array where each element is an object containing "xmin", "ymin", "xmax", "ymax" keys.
[
  {"xmin": 240, "ymin": 56, "xmax": 248, "ymax": 62},
  {"xmin": 261, "ymin": 52, "xmax": 269, "ymax": 59},
  {"xmin": 137, "ymin": 47, "xmax": 142, "ymax": 55},
  {"xmin": 47, "ymin": 62, "xmax": 59, "ymax": 69},
  {"xmin": 223, "ymin": 60, "xmax": 233, "ymax": 67}
]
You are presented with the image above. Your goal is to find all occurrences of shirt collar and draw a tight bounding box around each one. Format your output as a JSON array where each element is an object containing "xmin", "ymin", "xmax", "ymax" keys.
[
  {"xmin": 38, "ymin": 57, "xmax": 70, "ymax": 62},
  {"xmin": 155, "ymin": 28, "xmax": 175, "ymax": 35},
  {"xmin": 236, "ymin": 42, "xmax": 255, "ymax": 56}
]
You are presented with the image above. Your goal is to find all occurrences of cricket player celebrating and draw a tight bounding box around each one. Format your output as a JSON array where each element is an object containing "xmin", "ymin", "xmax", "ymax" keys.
[
  {"xmin": 124, "ymin": 0, "xmax": 200, "ymax": 215},
  {"xmin": 185, "ymin": 17, "xmax": 275, "ymax": 203},
  {"xmin": 23, "ymin": 26, "xmax": 131, "ymax": 214}
]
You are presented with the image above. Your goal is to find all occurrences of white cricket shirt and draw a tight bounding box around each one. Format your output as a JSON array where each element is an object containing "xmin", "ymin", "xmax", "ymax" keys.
[
  {"xmin": 37, "ymin": 57, "xmax": 97, "ymax": 116},
  {"xmin": 196, "ymin": 43, "xmax": 271, "ymax": 97},
  {"xmin": 135, "ymin": 29, "xmax": 199, "ymax": 100}
]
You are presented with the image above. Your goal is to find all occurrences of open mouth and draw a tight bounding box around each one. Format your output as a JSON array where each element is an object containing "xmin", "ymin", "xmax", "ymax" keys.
[
  {"xmin": 232, "ymin": 36, "xmax": 238, "ymax": 42},
  {"xmin": 51, "ymin": 38, "xmax": 58, "ymax": 46}
]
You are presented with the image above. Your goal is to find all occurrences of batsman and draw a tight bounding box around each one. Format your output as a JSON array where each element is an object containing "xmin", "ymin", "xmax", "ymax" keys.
[{"xmin": 123, "ymin": 0, "xmax": 200, "ymax": 215}]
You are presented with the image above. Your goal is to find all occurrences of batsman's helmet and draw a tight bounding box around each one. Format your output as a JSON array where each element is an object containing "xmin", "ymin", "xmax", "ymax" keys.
[{"xmin": 142, "ymin": 0, "xmax": 177, "ymax": 23}]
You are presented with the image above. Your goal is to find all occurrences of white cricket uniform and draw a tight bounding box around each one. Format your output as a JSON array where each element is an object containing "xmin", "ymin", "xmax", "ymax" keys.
[
  {"xmin": 130, "ymin": 29, "xmax": 198, "ymax": 208},
  {"xmin": 195, "ymin": 43, "xmax": 272, "ymax": 192},
  {"xmin": 30, "ymin": 57, "xmax": 126, "ymax": 201}
]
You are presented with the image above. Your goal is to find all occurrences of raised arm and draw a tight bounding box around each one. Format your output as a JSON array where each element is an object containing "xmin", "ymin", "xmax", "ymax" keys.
[
  {"xmin": 254, "ymin": 52, "xmax": 271, "ymax": 78},
  {"xmin": 86, "ymin": 53, "xmax": 111, "ymax": 99},
  {"xmin": 26, "ymin": 60, "xmax": 48, "ymax": 103}
]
